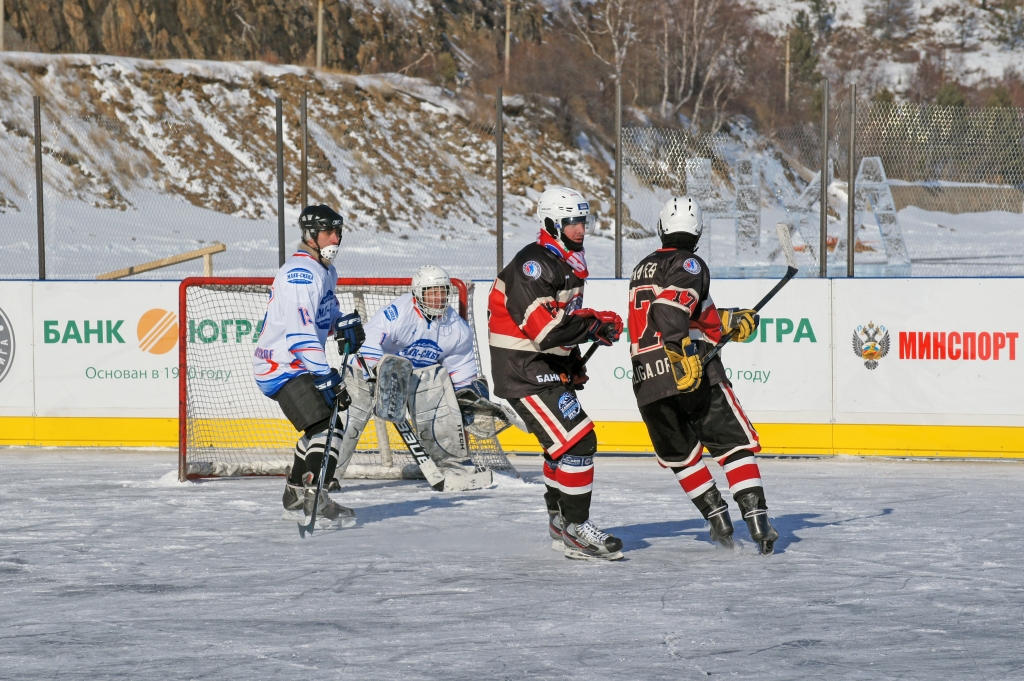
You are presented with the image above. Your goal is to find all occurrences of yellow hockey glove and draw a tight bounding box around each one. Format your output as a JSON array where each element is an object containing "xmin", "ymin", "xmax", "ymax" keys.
[
  {"xmin": 665, "ymin": 338, "xmax": 703, "ymax": 393},
  {"xmin": 720, "ymin": 308, "xmax": 759, "ymax": 343}
]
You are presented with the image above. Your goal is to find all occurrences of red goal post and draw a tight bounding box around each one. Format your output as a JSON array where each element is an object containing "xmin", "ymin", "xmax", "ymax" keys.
[{"xmin": 178, "ymin": 277, "xmax": 470, "ymax": 481}]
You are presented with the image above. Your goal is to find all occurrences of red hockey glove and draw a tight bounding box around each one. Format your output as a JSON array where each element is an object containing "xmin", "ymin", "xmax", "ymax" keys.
[{"xmin": 572, "ymin": 309, "xmax": 623, "ymax": 346}]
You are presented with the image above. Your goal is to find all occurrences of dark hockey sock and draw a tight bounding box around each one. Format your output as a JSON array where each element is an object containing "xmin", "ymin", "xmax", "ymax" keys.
[
  {"xmin": 558, "ymin": 492, "xmax": 592, "ymax": 525},
  {"xmin": 302, "ymin": 451, "xmax": 338, "ymax": 484},
  {"xmin": 288, "ymin": 453, "xmax": 306, "ymax": 485}
]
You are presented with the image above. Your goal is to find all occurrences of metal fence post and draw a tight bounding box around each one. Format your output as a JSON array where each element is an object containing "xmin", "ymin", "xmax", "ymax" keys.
[
  {"xmin": 615, "ymin": 82, "xmax": 622, "ymax": 279},
  {"xmin": 847, "ymin": 83, "xmax": 856, "ymax": 278},
  {"xmin": 496, "ymin": 87, "xmax": 503, "ymax": 274},
  {"xmin": 819, "ymin": 80, "xmax": 829, "ymax": 278},
  {"xmin": 316, "ymin": 0, "xmax": 324, "ymax": 69},
  {"xmin": 301, "ymin": 91, "xmax": 308, "ymax": 209},
  {"xmin": 276, "ymin": 97, "xmax": 285, "ymax": 267},
  {"xmin": 34, "ymin": 96, "xmax": 45, "ymax": 280}
]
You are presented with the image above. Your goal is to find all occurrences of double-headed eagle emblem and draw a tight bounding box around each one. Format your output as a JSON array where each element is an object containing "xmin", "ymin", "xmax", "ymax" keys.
[{"xmin": 852, "ymin": 322, "xmax": 890, "ymax": 370}]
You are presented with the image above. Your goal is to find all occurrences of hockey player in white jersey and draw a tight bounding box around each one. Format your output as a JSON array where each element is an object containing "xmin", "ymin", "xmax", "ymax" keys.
[
  {"xmin": 252, "ymin": 204, "xmax": 366, "ymax": 526},
  {"xmin": 335, "ymin": 265, "xmax": 491, "ymax": 490}
]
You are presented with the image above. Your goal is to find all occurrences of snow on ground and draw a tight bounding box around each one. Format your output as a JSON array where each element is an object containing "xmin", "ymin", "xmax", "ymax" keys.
[{"xmin": 2, "ymin": 451, "xmax": 1023, "ymax": 680}]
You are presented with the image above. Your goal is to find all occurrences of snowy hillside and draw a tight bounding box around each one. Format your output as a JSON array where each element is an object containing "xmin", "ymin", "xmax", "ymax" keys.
[
  {"xmin": 751, "ymin": 0, "xmax": 1023, "ymax": 91},
  {"xmin": 0, "ymin": 53, "xmax": 613, "ymax": 281}
]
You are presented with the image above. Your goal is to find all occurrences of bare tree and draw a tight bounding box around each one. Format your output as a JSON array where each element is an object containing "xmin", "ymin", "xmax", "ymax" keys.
[
  {"xmin": 565, "ymin": 0, "xmax": 639, "ymax": 85},
  {"xmin": 653, "ymin": 0, "xmax": 747, "ymax": 133}
]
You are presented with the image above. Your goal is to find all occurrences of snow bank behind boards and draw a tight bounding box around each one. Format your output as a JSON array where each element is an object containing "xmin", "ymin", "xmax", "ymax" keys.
[{"xmin": 0, "ymin": 278, "xmax": 1022, "ymax": 457}]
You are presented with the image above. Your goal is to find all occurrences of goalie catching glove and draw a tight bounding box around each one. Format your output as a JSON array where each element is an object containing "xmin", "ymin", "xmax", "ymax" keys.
[
  {"xmin": 719, "ymin": 308, "xmax": 758, "ymax": 343},
  {"xmin": 313, "ymin": 369, "xmax": 352, "ymax": 409},
  {"xmin": 665, "ymin": 338, "xmax": 703, "ymax": 393},
  {"xmin": 572, "ymin": 308, "xmax": 623, "ymax": 347}
]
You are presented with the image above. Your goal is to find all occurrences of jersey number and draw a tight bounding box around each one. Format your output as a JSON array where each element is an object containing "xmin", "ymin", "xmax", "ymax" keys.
[{"xmin": 628, "ymin": 287, "xmax": 662, "ymax": 352}]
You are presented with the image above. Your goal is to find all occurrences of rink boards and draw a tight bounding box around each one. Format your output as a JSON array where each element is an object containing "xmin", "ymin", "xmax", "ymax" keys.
[{"xmin": 1, "ymin": 278, "xmax": 1022, "ymax": 458}]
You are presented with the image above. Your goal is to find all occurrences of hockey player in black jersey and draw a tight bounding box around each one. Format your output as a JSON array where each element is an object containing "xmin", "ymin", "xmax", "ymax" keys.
[
  {"xmin": 488, "ymin": 186, "xmax": 624, "ymax": 560},
  {"xmin": 627, "ymin": 196, "xmax": 779, "ymax": 555}
]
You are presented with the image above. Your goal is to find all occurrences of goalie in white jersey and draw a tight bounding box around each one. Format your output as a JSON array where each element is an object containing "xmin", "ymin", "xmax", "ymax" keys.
[
  {"xmin": 252, "ymin": 204, "xmax": 366, "ymax": 527},
  {"xmin": 335, "ymin": 265, "xmax": 489, "ymax": 487}
]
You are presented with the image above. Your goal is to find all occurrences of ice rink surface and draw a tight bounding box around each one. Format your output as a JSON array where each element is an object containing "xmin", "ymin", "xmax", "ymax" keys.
[{"xmin": 2, "ymin": 451, "xmax": 1023, "ymax": 681}]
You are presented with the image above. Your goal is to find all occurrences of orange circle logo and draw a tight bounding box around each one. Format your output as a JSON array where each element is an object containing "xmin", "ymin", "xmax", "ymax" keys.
[{"xmin": 137, "ymin": 309, "xmax": 179, "ymax": 355}]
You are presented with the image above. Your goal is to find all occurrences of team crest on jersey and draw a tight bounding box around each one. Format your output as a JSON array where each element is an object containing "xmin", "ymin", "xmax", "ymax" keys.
[
  {"xmin": 399, "ymin": 339, "xmax": 444, "ymax": 367},
  {"xmin": 683, "ymin": 258, "xmax": 701, "ymax": 274},
  {"xmin": 315, "ymin": 290, "xmax": 337, "ymax": 330},
  {"xmin": 383, "ymin": 304, "xmax": 399, "ymax": 321},
  {"xmin": 523, "ymin": 261, "xmax": 542, "ymax": 279},
  {"xmin": 558, "ymin": 392, "xmax": 581, "ymax": 420},
  {"xmin": 286, "ymin": 268, "xmax": 314, "ymax": 284}
]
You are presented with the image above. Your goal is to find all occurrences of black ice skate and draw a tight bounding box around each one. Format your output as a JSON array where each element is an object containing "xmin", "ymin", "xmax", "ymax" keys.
[
  {"xmin": 737, "ymin": 492, "xmax": 778, "ymax": 555},
  {"xmin": 701, "ymin": 488, "xmax": 735, "ymax": 549},
  {"xmin": 548, "ymin": 510, "xmax": 564, "ymax": 551},
  {"xmin": 300, "ymin": 473, "xmax": 356, "ymax": 529},
  {"xmin": 562, "ymin": 518, "xmax": 624, "ymax": 561},
  {"xmin": 281, "ymin": 481, "xmax": 306, "ymax": 521}
]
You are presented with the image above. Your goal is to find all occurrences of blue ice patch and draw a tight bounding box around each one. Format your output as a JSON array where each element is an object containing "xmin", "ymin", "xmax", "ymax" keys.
[
  {"xmin": 523, "ymin": 261, "xmax": 542, "ymax": 279},
  {"xmin": 683, "ymin": 258, "xmax": 701, "ymax": 274},
  {"xmin": 383, "ymin": 304, "xmax": 399, "ymax": 321},
  {"xmin": 286, "ymin": 268, "xmax": 314, "ymax": 284},
  {"xmin": 398, "ymin": 339, "xmax": 444, "ymax": 367},
  {"xmin": 558, "ymin": 392, "xmax": 581, "ymax": 420}
]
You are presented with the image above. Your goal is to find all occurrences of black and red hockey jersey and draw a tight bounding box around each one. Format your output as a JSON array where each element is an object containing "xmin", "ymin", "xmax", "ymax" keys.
[
  {"xmin": 487, "ymin": 242, "xmax": 593, "ymax": 399},
  {"xmin": 627, "ymin": 248, "xmax": 727, "ymax": 408}
]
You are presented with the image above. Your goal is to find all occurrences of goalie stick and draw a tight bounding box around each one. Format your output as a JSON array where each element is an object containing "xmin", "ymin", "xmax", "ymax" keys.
[
  {"xmin": 298, "ymin": 344, "xmax": 351, "ymax": 538},
  {"xmin": 702, "ymin": 223, "xmax": 800, "ymax": 367}
]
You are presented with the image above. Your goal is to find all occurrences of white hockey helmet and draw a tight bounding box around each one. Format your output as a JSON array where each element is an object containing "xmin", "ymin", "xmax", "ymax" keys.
[
  {"xmin": 537, "ymin": 186, "xmax": 596, "ymax": 252},
  {"xmin": 657, "ymin": 196, "xmax": 703, "ymax": 241},
  {"xmin": 411, "ymin": 265, "xmax": 458, "ymax": 319}
]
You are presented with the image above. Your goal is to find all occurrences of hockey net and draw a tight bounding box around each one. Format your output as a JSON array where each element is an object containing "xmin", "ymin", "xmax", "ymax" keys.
[{"xmin": 178, "ymin": 277, "xmax": 516, "ymax": 481}]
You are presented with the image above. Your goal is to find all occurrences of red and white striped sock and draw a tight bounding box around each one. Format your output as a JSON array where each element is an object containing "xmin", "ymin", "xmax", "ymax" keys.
[
  {"xmin": 669, "ymin": 453, "xmax": 716, "ymax": 500},
  {"xmin": 715, "ymin": 450, "xmax": 763, "ymax": 497}
]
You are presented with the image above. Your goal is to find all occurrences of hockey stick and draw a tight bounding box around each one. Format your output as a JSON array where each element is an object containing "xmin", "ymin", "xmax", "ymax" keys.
[
  {"xmin": 702, "ymin": 223, "xmax": 800, "ymax": 367},
  {"xmin": 299, "ymin": 344, "xmax": 351, "ymax": 538}
]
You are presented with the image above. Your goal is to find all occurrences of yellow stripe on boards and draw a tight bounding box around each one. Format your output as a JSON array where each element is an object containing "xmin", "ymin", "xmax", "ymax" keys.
[{"xmin": 2, "ymin": 417, "xmax": 1024, "ymax": 459}]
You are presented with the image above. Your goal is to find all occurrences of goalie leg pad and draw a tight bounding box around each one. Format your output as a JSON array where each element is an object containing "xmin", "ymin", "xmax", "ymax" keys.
[
  {"xmin": 408, "ymin": 365, "xmax": 471, "ymax": 470},
  {"xmin": 335, "ymin": 364, "xmax": 374, "ymax": 480}
]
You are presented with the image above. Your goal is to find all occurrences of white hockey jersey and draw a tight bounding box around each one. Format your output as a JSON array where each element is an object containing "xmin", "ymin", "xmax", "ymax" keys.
[
  {"xmin": 359, "ymin": 292, "xmax": 478, "ymax": 389},
  {"xmin": 252, "ymin": 251, "xmax": 345, "ymax": 396}
]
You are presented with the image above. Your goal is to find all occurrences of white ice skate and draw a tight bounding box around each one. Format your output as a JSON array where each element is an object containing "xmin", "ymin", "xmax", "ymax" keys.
[
  {"xmin": 549, "ymin": 510, "xmax": 564, "ymax": 551},
  {"xmin": 562, "ymin": 519, "xmax": 624, "ymax": 561}
]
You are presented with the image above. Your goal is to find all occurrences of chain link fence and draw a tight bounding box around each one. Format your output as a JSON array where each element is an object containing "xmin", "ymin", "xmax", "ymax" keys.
[
  {"xmin": 836, "ymin": 100, "xmax": 1024, "ymax": 276},
  {"xmin": 3, "ymin": 93, "xmax": 1023, "ymax": 281},
  {"xmin": 622, "ymin": 100, "xmax": 1024, "ymax": 278}
]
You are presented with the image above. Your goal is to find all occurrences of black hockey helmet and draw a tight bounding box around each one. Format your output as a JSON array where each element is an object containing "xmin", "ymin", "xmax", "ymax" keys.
[{"xmin": 298, "ymin": 204, "xmax": 344, "ymax": 238}]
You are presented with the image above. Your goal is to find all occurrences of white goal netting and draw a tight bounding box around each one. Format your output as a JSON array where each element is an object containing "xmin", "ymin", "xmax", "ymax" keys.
[{"xmin": 179, "ymin": 279, "xmax": 515, "ymax": 480}]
